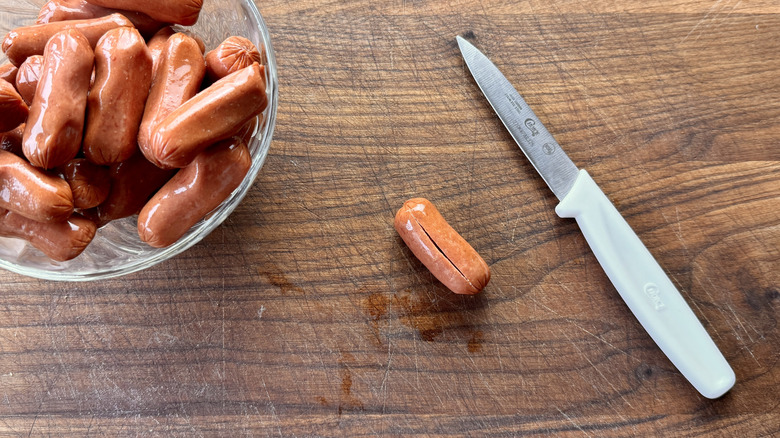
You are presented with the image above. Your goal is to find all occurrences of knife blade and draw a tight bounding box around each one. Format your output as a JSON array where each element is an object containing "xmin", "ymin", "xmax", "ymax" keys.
[{"xmin": 457, "ymin": 36, "xmax": 735, "ymax": 399}]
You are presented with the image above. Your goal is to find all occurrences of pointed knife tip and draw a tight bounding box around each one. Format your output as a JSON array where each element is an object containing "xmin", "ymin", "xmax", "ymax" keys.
[{"xmin": 456, "ymin": 35, "xmax": 471, "ymax": 54}]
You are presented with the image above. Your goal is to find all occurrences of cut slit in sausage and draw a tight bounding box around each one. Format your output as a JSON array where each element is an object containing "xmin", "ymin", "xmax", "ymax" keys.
[
  {"xmin": 411, "ymin": 212, "xmax": 479, "ymax": 291},
  {"xmin": 394, "ymin": 198, "xmax": 490, "ymax": 295}
]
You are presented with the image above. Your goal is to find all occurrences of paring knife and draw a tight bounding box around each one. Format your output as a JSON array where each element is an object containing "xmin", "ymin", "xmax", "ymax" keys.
[{"xmin": 457, "ymin": 36, "xmax": 735, "ymax": 399}]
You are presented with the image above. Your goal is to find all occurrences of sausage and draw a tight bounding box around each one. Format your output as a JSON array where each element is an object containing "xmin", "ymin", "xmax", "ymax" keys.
[
  {"xmin": 173, "ymin": 26, "xmax": 206, "ymax": 54},
  {"xmin": 0, "ymin": 62, "xmax": 18, "ymax": 84},
  {"xmin": 0, "ymin": 209, "xmax": 96, "ymax": 261},
  {"xmin": 147, "ymin": 27, "xmax": 205, "ymax": 78},
  {"xmin": 205, "ymin": 36, "xmax": 263, "ymax": 82},
  {"xmin": 0, "ymin": 80, "xmax": 29, "ymax": 132},
  {"xmin": 36, "ymin": 0, "xmax": 165, "ymax": 37},
  {"xmin": 57, "ymin": 158, "xmax": 111, "ymax": 209},
  {"xmin": 22, "ymin": 29, "xmax": 94, "ymax": 170},
  {"xmin": 83, "ymin": 0, "xmax": 203, "ymax": 26},
  {"xmin": 1, "ymin": 13, "xmax": 132, "ymax": 66},
  {"xmin": 138, "ymin": 137, "xmax": 251, "ymax": 248},
  {"xmin": 146, "ymin": 63, "xmax": 267, "ymax": 169},
  {"xmin": 0, "ymin": 124, "xmax": 25, "ymax": 157},
  {"xmin": 147, "ymin": 27, "xmax": 175, "ymax": 75},
  {"xmin": 83, "ymin": 27, "xmax": 153, "ymax": 165},
  {"xmin": 96, "ymin": 153, "xmax": 175, "ymax": 224},
  {"xmin": 0, "ymin": 149, "xmax": 74, "ymax": 223},
  {"xmin": 137, "ymin": 33, "xmax": 205, "ymax": 158},
  {"xmin": 15, "ymin": 55, "xmax": 44, "ymax": 105},
  {"xmin": 394, "ymin": 198, "xmax": 490, "ymax": 295}
]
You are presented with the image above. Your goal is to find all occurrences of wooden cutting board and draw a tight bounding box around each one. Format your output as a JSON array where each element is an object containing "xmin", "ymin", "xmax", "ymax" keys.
[{"xmin": 0, "ymin": 0, "xmax": 778, "ymax": 435}]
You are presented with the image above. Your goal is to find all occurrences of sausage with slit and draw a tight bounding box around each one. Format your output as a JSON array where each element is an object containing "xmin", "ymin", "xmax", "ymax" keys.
[{"xmin": 394, "ymin": 198, "xmax": 490, "ymax": 295}]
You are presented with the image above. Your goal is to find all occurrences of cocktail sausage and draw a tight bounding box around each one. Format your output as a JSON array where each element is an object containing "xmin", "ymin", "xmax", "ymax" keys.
[
  {"xmin": 0, "ymin": 209, "xmax": 96, "ymax": 261},
  {"xmin": 37, "ymin": 0, "xmax": 165, "ymax": 37},
  {"xmin": 138, "ymin": 138, "xmax": 251, "ymax": 247},
  {"xmin": 394, "ymin": 198, "xmax": 491, "ymax": 295},
  {"xmin": 0, "ymin": 80, "xmax": 28, "ymax": 132},
  {"xmin": 137, "ymin": 33, "xmax": 205, "ymax": 159},
  {"xmin": 0, "ymin": 149, "xmax": 74, "ymax": 223},
  {"xmin": 2, "ymin": 13, "xmax": 132, "ymax": 66},
  {"xmin": 15, "ymin": 55, "xmax": 43, "ymax": 105},
  {"xmin": 146, "ymin": 63, "xmax": 266, "ymax": 168},
  {"xmin": 22, "ymin": 29, "xmax": 94, "ymax": 169},
  {"xmin": 95, "ymin": 153, "xmax": 175, "ymax": 224},
  {"xmin": 83, "ymin": 27, "xmax": 152, "ymax": 165},
  {"xmin": 83, "ymin": 0, "xmax": 203, "ymax": 26},
  {"xmin": 205, "ymin": 36, "xmax": 262, "ymax": 82},
  {"xmin": 57, "ymin": 158, "xmax": 111, "ymax": 209}
]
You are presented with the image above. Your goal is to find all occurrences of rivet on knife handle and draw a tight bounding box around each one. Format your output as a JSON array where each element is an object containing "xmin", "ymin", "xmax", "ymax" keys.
[{"xmin": 457, "ymin": 35, "xmax": 735, "ymax": 398}]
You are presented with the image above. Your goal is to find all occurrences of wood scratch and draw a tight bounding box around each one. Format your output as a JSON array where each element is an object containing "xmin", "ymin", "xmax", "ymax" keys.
[
  {"xmin": 681, "ymin": 0, "xmax": 722, "ymax": 43},
  {"xmin": 563, "ymin": 328, "xmax": 635, "ymax": 411},
  {"xmin": 260, "ymin": 376, "xmax": 283, "ymax": 437},
  {"xmin": 680, "ymin": 0, "xmax": 742, "ymax": 44},
  {"xmin": 529, "ymin": 291, "xmax": 640, "ymax": 363},
  {"xmin": 556, "ymin": 406, "xmax": 593, "ymax": 437}
]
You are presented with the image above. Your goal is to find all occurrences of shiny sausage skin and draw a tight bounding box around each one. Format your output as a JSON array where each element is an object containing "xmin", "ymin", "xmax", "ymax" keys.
[
  {"xmin": 146, "ymin": 63, "xmax": 267, "ymax": 169},
  {"xmin": 96, "ymin": 153, "xmax": 175, "ymax": 224},
  {"xmin": 0, "ymin": 62, "xmax": 18, "ymax": 84},
  {"xmin": 22, "ymin": 29, "xmax": 94, "ymax": 170},
  {"xmin": 0, "ymin": 80, "xmax": 28, "ymax": 132},
  {"xmin": 37, "ymin": 0, "xmax": 165, "ymax": 37},
  {"xmin": 394, "ymin": 198, "xmax": 490, "ymax": 295},
  {"xmin": 205, "ymin": 36, "xmax": 262, "ymax": 82},
  {"xmin": 147, "ymin": 27, "xmax": 204, "ymax": 77},
  {"xmin": 138, "ymin": 138, "xmax": 251, "ymax": 248},
  {"xmin": 15, "ymin": 55, "xmax": 43, "ymax": 105},
  {"xmin": 147, "ymin": 27, "xmax": 175, "ymax": 75},
  {"xmin": 1, "ymin": 13, "xmax": 131, "ymax": 66},
  {"xmin": 57, "ymin": 158, "xmax": 111, "ymax": 209},
  {"xmin": 0, "ymin": 124, "xmax": 25, "ymax": 157},
  {"xmin": 0, "ymin": 209, "xmax": 96, "ymax": 261},
  {"xmin": 83, "ymin": 0, "xmax": 203, "ymax": 26},
  {"xmin": 83, "ymin": 27, "xmax": 153, "ymax": 165},
  {"xmin": 138, "ymin": 33, "xmax": 205, "ymax": 159},
  {"xmin": 0, "ymin": 149, "xmax": 74, "ymax": 223}
]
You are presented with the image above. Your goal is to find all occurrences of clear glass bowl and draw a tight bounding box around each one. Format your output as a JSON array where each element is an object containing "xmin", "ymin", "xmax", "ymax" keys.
[{"xmin": 0, "ymin": 0, "xmax": 278, "ymax": 281}]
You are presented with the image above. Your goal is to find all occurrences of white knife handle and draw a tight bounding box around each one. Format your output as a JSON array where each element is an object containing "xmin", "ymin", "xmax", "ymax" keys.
[{"xmin": 555, "ymin": 170, "xmax": 735, "ymax": 399}]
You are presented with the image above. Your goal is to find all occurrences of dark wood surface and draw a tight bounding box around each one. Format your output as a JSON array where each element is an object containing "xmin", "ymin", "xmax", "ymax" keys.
[{"xmin": 1, "ymin": 0, "xmax": 779, "ymax": 435}]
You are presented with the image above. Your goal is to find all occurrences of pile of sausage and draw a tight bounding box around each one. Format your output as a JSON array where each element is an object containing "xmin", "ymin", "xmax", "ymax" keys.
[{"xmin": 0, "ymin": 0, "xmax": 268, "ymax": 261}]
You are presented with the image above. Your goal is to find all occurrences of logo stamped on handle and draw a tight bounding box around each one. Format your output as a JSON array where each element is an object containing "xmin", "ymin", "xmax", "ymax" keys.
[{"xmin": 644, "ymin": 283, "xmax": 666, "ymax": 311}]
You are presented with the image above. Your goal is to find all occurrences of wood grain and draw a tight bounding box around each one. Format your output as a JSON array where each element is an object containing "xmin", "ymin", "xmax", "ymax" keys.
[{"xmin": 0, "ymin": 0, "xmax": 778, "ymax": 436}]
